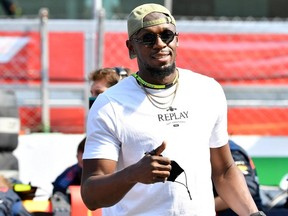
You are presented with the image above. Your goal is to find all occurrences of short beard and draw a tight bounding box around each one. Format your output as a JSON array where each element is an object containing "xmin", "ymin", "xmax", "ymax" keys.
[{"xmin": 146, "ymin": 62, "xmax": 176, "ymax": 80}]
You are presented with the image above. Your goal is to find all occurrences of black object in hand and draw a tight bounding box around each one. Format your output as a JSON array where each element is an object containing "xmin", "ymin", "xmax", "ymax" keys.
[{"xmin": 167, "ymin": 160, "xmax": 184, "ymax": 182}]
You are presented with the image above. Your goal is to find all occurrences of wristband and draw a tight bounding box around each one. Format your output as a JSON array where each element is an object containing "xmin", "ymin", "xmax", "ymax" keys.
[{"xmin": 250, "ymin": 211, "xmax": 266, "ymax": 216}]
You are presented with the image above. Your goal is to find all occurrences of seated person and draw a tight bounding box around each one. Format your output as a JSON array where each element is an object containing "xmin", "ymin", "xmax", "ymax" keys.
[
  {"xmin": 213, "ymin": 139, "xmax": 264, "ymax": 216},
  {"xmin": 52, "ymin": 137, "xmax": 85, "ymax": 195},
  {"xmin": 0, "ymin": 175, "xmax": 31, "ymax": 216}
]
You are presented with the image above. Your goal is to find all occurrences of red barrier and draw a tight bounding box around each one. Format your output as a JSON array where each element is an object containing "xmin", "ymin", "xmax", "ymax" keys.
[
  {"xmin": 69, "ymin": 185, "xmax": 102, "ymax": 216},
  {"xmin": 1, "ymin": 31, "xmax": 288, "ymax": 135}
]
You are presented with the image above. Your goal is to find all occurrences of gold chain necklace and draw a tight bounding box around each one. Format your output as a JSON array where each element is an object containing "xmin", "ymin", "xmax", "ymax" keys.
[{"xmin": 140, "ymin": 80, "xmax": 179, "ymax": 110}]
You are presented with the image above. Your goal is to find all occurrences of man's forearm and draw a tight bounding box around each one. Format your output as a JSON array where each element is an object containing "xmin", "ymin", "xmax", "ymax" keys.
[
  {"xmin": 214, "ymin": 164, "xmax": 259, "ymax": 215},
  {"xmin": 215, "ymin": 196, "xmax": 229, "ymax": 211},
  {"xmin": 81, "ymin": 166, "xmax": 137, "ymax": 210}
]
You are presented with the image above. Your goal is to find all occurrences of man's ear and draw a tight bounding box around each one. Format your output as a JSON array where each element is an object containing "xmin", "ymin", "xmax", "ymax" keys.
[
  {"xmin": 176, "ymin": 35, "xmax": 179, "ymax": 47},
  {"xmin": 126, "ymin": 40, "xmax": 136, "ymax": 59}
]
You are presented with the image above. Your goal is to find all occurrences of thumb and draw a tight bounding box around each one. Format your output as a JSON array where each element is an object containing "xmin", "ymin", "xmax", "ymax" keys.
[{"xmin": 152, "ymin": 141, "xmax": 167, "ymax": 156}]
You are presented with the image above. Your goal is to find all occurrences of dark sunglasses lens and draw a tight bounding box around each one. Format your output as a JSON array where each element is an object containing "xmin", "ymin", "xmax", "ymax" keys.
[
  {"xmin": 142, "ymin": 33, "xmax": 157, "ymax": 46},
  {"xmin": 160, "ymin": 30, "xmax": 175, "ymax": 43}
]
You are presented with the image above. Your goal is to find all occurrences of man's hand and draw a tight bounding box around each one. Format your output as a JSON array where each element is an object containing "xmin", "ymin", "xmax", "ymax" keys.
[
  {"xmin": 133, "ymin": 141, "xmax": 171, "ymax": 184},
  {"xmin": 146, "ymin": 140, "xmax": 166, "ymax": 156}
]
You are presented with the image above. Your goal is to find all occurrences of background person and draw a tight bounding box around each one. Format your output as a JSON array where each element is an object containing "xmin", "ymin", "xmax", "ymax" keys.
[
  {"xmin": 89, "ymin": 67, "xmax": 133, "ymax": 97},
  {"xmin": 0, "ymin": 175, "xmax": 31, "ymax": 216},
  {"xmin": 52, "ymin": 137, "xmax": 86, "ymax": 195},
  {"xmin": 81, "ymin": 3, "xmax": 265, "ymax": 216},
  {"xmin": 89, "ymin": 67, "xmax": 133, "ymax": 108}
]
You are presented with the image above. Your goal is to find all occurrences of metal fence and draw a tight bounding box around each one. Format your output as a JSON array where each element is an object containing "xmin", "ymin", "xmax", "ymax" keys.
[
  {"xmin": 0, "ymin": 9, "xmax": 99, "ymax": 133},
  {"xmin": 0, "ymin": 13, "xmax": 288, "ymax": 135}
]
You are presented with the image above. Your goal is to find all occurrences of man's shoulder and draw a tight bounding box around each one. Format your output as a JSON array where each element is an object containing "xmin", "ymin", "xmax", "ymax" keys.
[
  {"xmin": 178, "ymin": 67, "xmax": 222, "ymax": 91},
  {"xmin": 101, "ymin": 75, "xmax": 140, "ymax": 102},
  {"xmin": 178, "ymin": 67, "xmax": 215, "ymax": 81}
]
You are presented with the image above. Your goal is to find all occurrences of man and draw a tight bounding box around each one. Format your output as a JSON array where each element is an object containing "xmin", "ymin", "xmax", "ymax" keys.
[
  {"xmin": 89, "ymin": 67, "xmax": 133, "ymax": 108},
  {"xmin": 52, "ymin": 137, "xmax": 86, "ymax": 195},
  {"xmin": 89, "ymin": 67, "xmax": 132, "ymax": 96},
  {"xmin": 214, "ymin": 140, "xmax": 264, "ymax": 215},
  {"xmin": 81, "ymin": 3, "xmax": 265, "ymax": 216}
]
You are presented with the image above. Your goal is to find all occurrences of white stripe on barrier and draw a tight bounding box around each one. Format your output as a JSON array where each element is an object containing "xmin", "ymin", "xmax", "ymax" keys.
[
  {"xmin": 230, "ymin": 135, "xmax": 288, "ymax": 157},
  {"xmin": 0, "ymin": 117, "xmax": 20, "ymax": 133}
]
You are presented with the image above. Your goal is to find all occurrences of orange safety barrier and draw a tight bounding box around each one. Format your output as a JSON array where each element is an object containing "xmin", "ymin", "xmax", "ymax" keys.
[
  {"xmin": 228, "ymin": 107, "xmax": 288, "ymax": 135},
  {"xmin": 22, "ymin": 200, "xmax": 52, "ymax": 213},
  {"xmin": 69, "ymin": 185, "xmax": 102, "ymax": 216}
]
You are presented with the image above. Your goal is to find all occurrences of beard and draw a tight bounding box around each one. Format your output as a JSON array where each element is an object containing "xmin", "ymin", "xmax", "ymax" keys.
[{"xmin": 144, "ymin": 62, "xmax": 176, "ymax": 80}]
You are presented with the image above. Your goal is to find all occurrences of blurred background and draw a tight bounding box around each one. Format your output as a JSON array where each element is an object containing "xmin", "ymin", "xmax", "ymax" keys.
[{"xmin": 0, "ymin": 0, "xmax": 287, "ymax": 210}]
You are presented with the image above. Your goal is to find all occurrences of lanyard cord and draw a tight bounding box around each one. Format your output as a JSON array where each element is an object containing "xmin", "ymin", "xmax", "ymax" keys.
[
  {"xmin": 175, "ymin": 170, "xmax": 192, "ymax": 200},
  {"xmin": 132, "ymin": 72, "xmax": 178, "ymax": 89}
]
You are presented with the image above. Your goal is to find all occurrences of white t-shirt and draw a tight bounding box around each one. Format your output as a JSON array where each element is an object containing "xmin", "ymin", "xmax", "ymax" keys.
[{"xmin": 84, "ymin": 68, "xmax": 229, "ymax": 216}]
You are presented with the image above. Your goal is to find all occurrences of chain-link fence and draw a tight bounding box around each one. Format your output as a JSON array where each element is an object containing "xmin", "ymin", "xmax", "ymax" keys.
[
  {"xmin": 1, "ymin": 15, "xmax": 288, "ymax": 135},
  {"xmin": 0, "ymin": 10, "xmax": 96, "ymax": 133}
]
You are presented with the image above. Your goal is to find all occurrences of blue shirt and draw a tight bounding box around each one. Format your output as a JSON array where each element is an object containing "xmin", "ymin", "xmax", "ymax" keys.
[{"xmin": 52, "ymin": 164, "xmax": 82, "ymax": 194}]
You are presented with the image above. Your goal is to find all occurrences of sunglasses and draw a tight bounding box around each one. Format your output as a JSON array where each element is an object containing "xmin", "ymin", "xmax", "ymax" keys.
[{"xmin": 132, "ymin": 30, "xmax": 178, "ymax": 47}]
